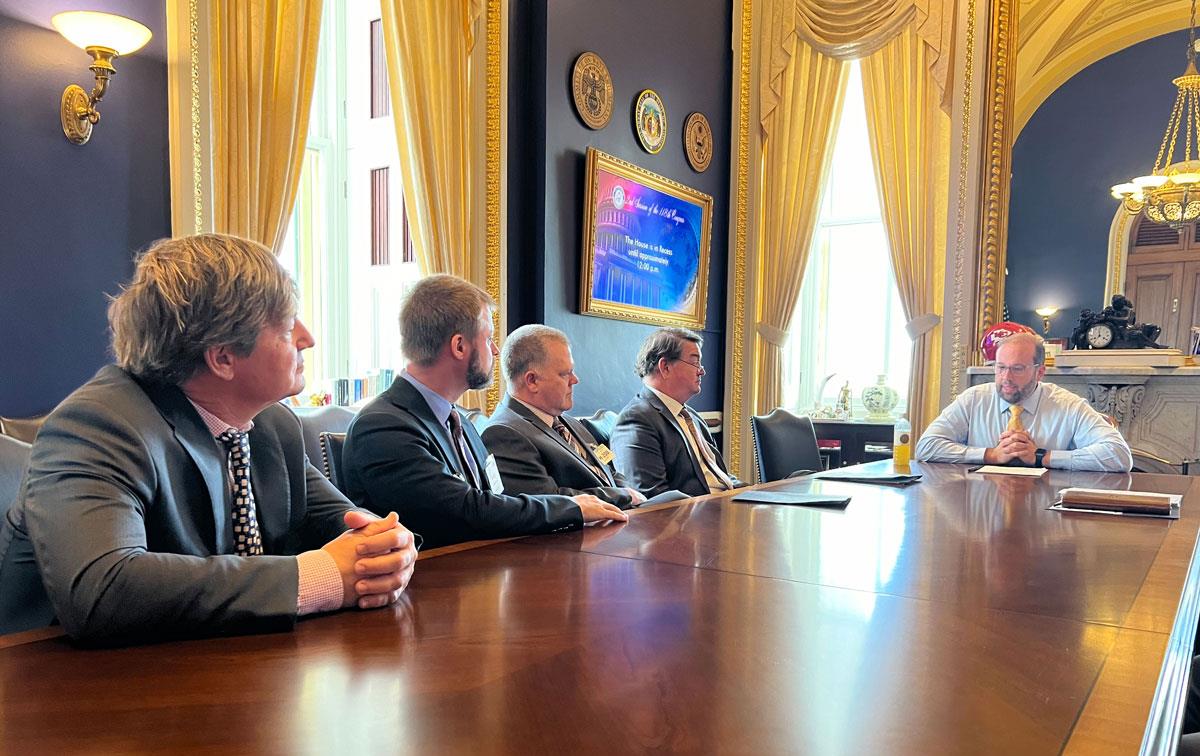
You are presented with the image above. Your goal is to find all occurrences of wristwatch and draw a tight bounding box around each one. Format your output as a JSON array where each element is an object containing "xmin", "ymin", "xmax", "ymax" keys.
[{"xmin": 1034, "ymin": 448, "xmax": 1047, "ymax": 468}]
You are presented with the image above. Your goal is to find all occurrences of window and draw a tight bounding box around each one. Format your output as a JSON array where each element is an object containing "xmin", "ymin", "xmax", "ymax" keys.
[
  {"xmin": 279, "ymin": 0, "xmax": 420, "ymax": 403},
  {"xmin": 781, "ymin": 62, "xmax": 911, "ymax": 415}
]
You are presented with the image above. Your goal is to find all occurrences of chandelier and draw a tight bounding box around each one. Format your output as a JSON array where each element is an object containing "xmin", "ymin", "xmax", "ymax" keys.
[{"xmin": 1111, "ymin": 0, "xmax": 1200, "ymax": 228}]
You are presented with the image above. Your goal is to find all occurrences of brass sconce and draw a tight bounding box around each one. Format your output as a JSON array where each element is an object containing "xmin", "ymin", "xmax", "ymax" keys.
[
  {"xmin": 52, "ymin": 11, "xmax": 152, "ymax": 145},
  {"xmin": 1034, "ymin": 306, "xmax": 1059, "ymax": 335}
]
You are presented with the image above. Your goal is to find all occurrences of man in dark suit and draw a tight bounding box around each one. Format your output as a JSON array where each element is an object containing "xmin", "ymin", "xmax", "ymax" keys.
[
  {"xmin": 611, "ymin": 328, "xmax": 746, "ymax": 498},
  {"xmin": 482, "ymin": 325, "xmax": 645, "ymax": 508},
  {"xmin": 342, "ymin": 275, "xmax": 627, "ymax": 550},
  {"xmin": 0, "ymin": 234, "xmax": 417, "ymax": 643}
]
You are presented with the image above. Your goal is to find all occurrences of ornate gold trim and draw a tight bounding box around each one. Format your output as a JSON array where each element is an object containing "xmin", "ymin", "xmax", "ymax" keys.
[
  {"xmin": 727, "ymin": 0, "xmax": 752, "ymax": 477},
  {"xmin": 189, "ymin": 0, "xmax": 203, "ymax": 234},
  {"xmin": 973, "ymin": 0, "xmax": 1017, "ymax": 358},
  {"xmin": 949, "ymin": 0, "xmax": 977, "ymax": 397},
  {"xmin": 1106, "ymin": 207, "xmax": 1131, "ymax": 299},
  {"xmin": 484, "ymin": 0, "xmax": 503, "ymax": 413}
]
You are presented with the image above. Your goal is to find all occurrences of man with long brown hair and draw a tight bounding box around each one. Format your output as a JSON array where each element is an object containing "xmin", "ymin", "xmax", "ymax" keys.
[{"xmin": 0, "ymin": 234, "xmax": 417, "ymax": 643}]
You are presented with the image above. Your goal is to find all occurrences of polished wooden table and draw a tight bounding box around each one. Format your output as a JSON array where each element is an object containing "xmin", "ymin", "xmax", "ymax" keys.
[
  {"xmin": 812, "ymin": 418, "xmax": 895, "ymax": 466},
  {"xmin": 3, "ymin": 461, "xmax": 1199, "ymax": 754}
]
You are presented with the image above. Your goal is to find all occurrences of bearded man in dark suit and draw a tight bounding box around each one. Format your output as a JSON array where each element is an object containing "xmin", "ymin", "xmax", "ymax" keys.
[{"xmin": 342, "ymin": 275, "xmax": 627, "ymax": 551}]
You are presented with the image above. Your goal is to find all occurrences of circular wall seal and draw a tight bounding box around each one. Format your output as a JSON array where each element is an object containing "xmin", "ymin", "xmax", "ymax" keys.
[
  {"xmin": 684, "ymin": 112, "xmax": 713, "ymax": 172},
  {"xmin": 634, "ymin": 89, "xmax": 667, "ymax": 154},
  {"xmin": 571, "ymin": 52, "xmax": 613, "ymax": 129}
]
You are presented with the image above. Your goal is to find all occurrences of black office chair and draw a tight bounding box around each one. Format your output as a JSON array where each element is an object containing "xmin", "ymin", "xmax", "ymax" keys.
[
  {"xmin": 577, "ymin": 409, "xmax": 618, "ymax": 447},
  {"xmin": 750, "ymin": 409, "xmax": 824, "ymax": 483},
  {"xmin": 0, "ymin": 434, "xmax": 32, "ymax": 519},
  {"xmin": 318, "ymin": 432, "xmax": 348, "ymax": 494},
  {"xmin": 295, "ymin": 405, "xmax": 356, "ymax": 466}
]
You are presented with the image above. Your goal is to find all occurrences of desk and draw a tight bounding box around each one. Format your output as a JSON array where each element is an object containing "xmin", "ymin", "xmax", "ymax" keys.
[
  {"xmin": 2, "ymin": 461, "xmax": 1198, "ymax": 754},
  {"xmin": 812, "ymin": 418, "xmax": 895, "ymax": 466}
]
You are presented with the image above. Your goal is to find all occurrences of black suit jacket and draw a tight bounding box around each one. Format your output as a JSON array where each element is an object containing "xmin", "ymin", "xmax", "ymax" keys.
[
  {"xmin": 0, "ymin": 365, "xmax": 358, "ymax": 642},
  {"xmin": 481, "ymin": 395, "xmax": 636, "ymax": 508},
  {"xmin": 610, "ymin": 390, "xmax": 745, "ymax": 498},
  {"xmin": 342, "ymin": 377, "xmax": 583, "ymax": 550}
]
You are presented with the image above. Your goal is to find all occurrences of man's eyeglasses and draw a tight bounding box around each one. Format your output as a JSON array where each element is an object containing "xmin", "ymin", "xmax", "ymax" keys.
[
  {"xmin": 675, "ymin": 358, "xmax": 705, "ymax": 372},
  {"xmin": 994, "ymin": 363, "xmax": 1037, "ymax": 377}
]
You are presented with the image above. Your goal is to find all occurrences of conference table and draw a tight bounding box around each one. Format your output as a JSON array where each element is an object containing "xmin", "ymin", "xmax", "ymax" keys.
[{"xmin": 2, "ymin": 461, "xmax": 1199, "ymax": 754}]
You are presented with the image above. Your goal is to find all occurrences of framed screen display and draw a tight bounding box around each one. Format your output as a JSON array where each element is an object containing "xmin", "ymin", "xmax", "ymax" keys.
[{"xmin": 579, "ymin": 148, "xmax": 713, "ymax": 328}]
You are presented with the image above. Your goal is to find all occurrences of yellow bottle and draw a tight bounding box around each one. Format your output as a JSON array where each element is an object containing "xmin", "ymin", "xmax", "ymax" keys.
[{"xmin": 893, "ymin": 415, "xmax": 912, "ymax": 467}]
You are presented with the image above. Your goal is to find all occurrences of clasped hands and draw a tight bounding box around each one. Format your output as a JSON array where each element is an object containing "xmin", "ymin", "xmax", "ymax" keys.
[
  {"xmin": 985, "ymin": 429, "xmax": 1039, "ymax": 466},
  {"xmin": 323, "ymin": 511, "xmax": 417, "ymax": 610}
]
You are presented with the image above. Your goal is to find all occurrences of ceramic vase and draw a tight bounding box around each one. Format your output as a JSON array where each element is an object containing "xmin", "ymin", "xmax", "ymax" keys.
[{"xmin": 862, "ymin": 375, "xmax": 899, "ymax": 420}]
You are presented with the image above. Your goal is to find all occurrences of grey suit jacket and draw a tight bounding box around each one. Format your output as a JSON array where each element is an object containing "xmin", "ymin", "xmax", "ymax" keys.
[
  {"xmin": 0, "ymin": 365, "xmax": 357, "ymax": 643},
  {"xmin": 610, "ymin": 390, "xmax": 745, "ymax": 498},
  {"xmin": 342, "ymin": 378, "xmax": 583, "ymax": 550},
  {"xmin": 481, "ymin": 395, "xmax": 636, "ymax": 508}
]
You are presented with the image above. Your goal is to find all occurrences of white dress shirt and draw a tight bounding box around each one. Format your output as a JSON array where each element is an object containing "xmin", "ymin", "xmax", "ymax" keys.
[{"xmin": 914, "ymin": 381, "xmax": 1132, "ymax": 472}]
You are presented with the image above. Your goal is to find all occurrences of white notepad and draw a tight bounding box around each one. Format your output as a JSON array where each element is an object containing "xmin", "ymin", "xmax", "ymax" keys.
[{"xmin": 970, "ymin": 465, "xmax": 1048, "ymax": 477}]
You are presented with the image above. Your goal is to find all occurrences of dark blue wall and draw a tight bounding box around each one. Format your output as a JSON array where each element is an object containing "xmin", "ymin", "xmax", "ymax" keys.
[
  {"xmin": 1007, "ymin": 30, "xmax": 1189, "ymax": 339},
  {"xmin": 508, "ymin": 0, "xmax": 731, "ymax": 415},
  {"xmin": 0, "ymin": 13, "xmax": 170, "ymax": 416}
]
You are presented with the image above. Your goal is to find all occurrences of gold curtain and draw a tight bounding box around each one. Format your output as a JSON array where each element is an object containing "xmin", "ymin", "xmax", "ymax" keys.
[
  {"xmin": 861, "ymin": 25, "xmax": 949, "ymax": 438},
  {"xmin": 754, "ymin": 37, "xmax": 847, "ymax": 414},
  {"xmin": 380, "ymin": 0, "xmax": 482, "ymax": 279},
  {"xmin": 209, "ymin": 0, "xmax": 323, "ymax": 253},
  {"xmin": 762, "ymin": 0, "xmax": 954, "ymax": 126},
  {"xmin": 381, "ymin": 0, "xmax": 487, "ymax": 408}
]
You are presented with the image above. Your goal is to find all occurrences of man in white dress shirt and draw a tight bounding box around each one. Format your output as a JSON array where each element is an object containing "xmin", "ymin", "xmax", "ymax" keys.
[{"xmin": 915, "ymin": 332, "xmax": 1132, "ymax": 472}]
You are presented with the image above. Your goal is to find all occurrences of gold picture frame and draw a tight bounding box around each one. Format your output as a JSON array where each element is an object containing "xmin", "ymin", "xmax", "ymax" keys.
[{"xmin": 579, "ymin": 148, "xmax": 713, "ymax": 329}]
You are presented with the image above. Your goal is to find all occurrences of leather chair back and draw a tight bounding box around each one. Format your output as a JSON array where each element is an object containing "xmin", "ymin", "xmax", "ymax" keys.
[
  {"xmin": 0, "ymin": 434, "xmax": 32, "ymax": 519},
  {"xmin": 295, "ymin": 405, "xmax": 356, "ymax": 465},
  {"xmin": 0, "ymin": 415, "xmax": 47, "ymax": 445},
  {"xmin": 750, "ymin": 409, "xmax": 823, "ymax": 483},
  {"xmin": 318, "ymin": 432, "xmax": 348, "ymax": 494},
  {"xmin": 577, "ymin": 409, "xmax": 618, "ymax": 447}
]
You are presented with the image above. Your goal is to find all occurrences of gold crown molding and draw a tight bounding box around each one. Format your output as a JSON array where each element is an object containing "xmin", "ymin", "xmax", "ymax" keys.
[
  {"xmin": 949, "ymin": 0, "xmax": 978, "ymax": 397},
  {"xmin": 726, "ymin": 0, "xmax": 753, "ymax": 479},
  {"xmin": 484, "ymin": 0, "xmax": 503, "ymax": 414},
  {"xmin": 973, "ymin": 0, "xmax": 1018, "ymax": 362}
]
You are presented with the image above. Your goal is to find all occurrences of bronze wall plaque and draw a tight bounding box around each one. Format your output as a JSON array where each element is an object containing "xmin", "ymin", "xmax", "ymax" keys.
[
  {"xmin": 684, "ymin": 112, "xmax": 712, "ymax": 172},
  {"xmin": 572, "ymin": 52, "xmax": 613, "ymax": 130}
]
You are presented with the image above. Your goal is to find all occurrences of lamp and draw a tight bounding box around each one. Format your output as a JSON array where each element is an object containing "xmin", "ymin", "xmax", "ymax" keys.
[
  {"xmin": 52, "ymin": 11, "xmax": 152, "ymax": 145},
  {"xmin": 1111, "ymin": 0, "xmax": 1200, "ymax": 228},
  {"xmin": 1034, "ymin": 306, "xmax": 1058, "ymax": 335}
]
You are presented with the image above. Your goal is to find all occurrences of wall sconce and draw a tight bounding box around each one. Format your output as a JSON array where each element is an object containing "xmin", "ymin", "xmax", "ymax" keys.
[
  {"xmin": 1034, "ymin": 306, "xmax": 1059, "ymax": 335},
  {"xmin": 52, "ymin": 11, "xmax": 152, "ymax": 145}
]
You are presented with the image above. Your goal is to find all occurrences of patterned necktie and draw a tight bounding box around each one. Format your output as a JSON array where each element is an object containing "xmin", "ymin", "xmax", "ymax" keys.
[
  {"xmin": 216, "ymin": 429, "xmax": 263, "ymax": 556},
  {"xmin": 678, "ymin": 408, "xmax": 734, "ymax": 490},
  {"xmin": 1007, "ymin": 404, "xmax": 1024, "ymax": 432},
  {"xmin": 447, "ymin": 410, "xmax": 481, "ymax": 488},
  {"xmin": 552, "ymin": 417, "xmax": 609, "ymax": 483}
]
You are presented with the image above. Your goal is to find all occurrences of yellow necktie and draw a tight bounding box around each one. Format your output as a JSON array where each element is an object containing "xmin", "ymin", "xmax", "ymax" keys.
[{"xmin": 1007, "ymin": 405, "xmax": 1024, "ymax": 432}]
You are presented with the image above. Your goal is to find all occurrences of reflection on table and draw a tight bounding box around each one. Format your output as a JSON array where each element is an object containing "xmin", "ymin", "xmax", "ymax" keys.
[{"xmin": 0, "ymin": 461, "xmax": 1195, "ymax": 754}]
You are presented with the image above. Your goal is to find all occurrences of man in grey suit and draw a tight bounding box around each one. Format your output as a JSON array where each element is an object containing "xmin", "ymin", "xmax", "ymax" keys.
[
  {"xmin": 611, "ymin": 328, "xmax": 745, "ymax": 498},
  {"xmin": 342, "ymin": 275, "xmax": 627, "ymax": 550},
  {"xmin": 482, "ymin": 325, "xmax": 645, "ymax": 508},
  {"xmin": 0, "ymin": 234, "xmax": 417, "ymax": 643}
]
